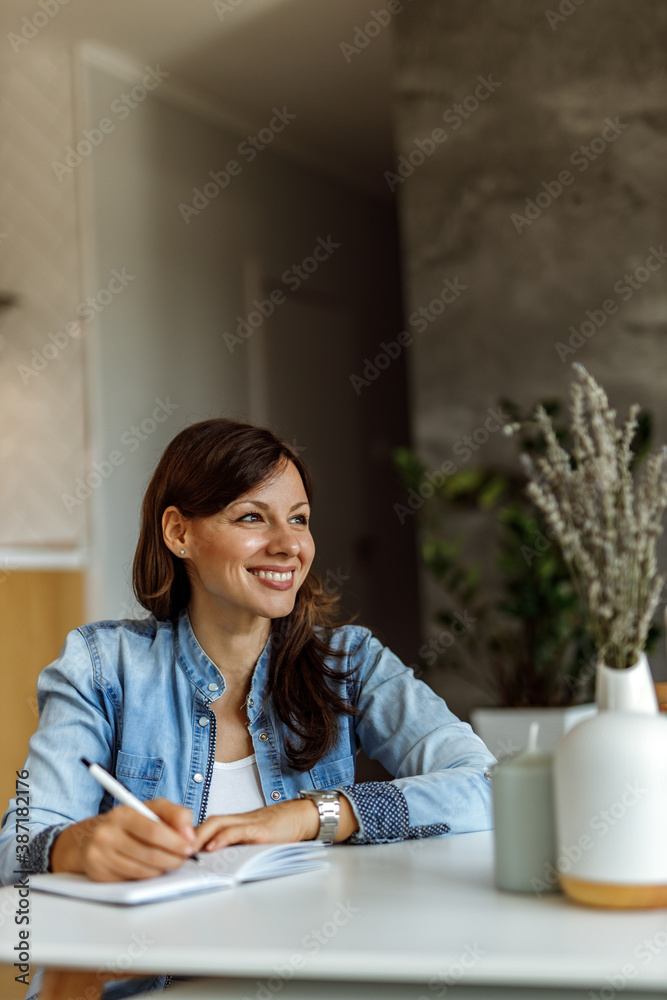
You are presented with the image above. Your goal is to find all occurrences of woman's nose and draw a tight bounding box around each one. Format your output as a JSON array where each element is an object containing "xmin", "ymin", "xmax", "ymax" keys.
[{"xmin": 267, "ymin": 524, "xmax": 300, "ymax": 555}]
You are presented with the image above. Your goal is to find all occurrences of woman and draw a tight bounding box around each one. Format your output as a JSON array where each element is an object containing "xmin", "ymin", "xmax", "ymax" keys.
[{"xmin": 0, "ymin": 419, "xmax": 495, "ymax": 990}]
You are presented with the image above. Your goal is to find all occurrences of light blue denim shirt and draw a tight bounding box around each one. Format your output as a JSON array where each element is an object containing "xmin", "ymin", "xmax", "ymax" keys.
[{"xmin": 1, "ymin": 609, "xmax": 495, "ymax": 997}]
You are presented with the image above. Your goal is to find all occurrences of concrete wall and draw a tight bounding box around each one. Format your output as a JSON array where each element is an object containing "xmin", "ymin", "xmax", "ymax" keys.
[{"xmin": 391, "ymin": 0, "xmax": 667, "ymax": 703}]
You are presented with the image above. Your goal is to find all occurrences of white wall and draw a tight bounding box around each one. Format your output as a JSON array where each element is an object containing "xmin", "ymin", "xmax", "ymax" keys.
[
  {"xmin": 79, "ymin": 51, "xmax": 413, "ymax": 632},
  {"xmin": 0, "ymin": 46, "xmax": 86, "ymax": 560}
]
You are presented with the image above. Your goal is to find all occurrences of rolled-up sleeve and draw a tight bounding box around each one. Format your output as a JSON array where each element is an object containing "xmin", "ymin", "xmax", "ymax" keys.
[{"xmin": 336, "ymin": 629, "xmax": 496, "ymax": 844}]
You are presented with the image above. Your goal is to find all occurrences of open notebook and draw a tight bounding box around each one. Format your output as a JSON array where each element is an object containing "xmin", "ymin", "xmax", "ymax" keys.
[{"xmin": 30, "ymin": 842, "xmax": 328, "ymax": 905}]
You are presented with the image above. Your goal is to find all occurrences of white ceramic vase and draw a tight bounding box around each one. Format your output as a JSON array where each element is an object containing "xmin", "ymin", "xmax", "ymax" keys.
[{"xmin": 553, "ymin": 652, "xmax": 667, "ymax": 908}]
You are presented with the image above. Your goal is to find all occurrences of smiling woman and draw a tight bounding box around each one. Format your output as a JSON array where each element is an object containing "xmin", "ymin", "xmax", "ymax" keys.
[
  {"xmin": 132, "ymin": 420, "xmax": 355, "ymax": 778},
  {"xmin": 162, "ymin": 460, "xmax": 314, "ymax": 620},
  {"xmin": 0, "ymin": 417, "xmax": 496, "ymax": 998}
]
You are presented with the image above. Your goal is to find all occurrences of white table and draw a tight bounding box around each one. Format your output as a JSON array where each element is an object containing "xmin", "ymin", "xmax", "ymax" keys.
[{"xmin": 1, "ymin": 831, "xmax": 667, "ymax": 998}]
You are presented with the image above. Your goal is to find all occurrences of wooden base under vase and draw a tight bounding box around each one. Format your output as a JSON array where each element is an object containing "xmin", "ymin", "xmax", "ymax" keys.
[{"xmin": 561, "ymin": 874, "xmax": 667, "ymax": 910}]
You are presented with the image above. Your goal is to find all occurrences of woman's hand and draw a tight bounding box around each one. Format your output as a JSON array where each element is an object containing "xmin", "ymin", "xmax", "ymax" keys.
[
  {"xmin": 50, "ymin": 799, "xmax": 196, "ymax": 882},
  {"xmin": 193, "ymin": 794, "xmax": 360, "ymax": 852}
]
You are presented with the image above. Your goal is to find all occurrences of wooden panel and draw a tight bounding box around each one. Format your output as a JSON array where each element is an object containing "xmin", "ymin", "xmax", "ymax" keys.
[
  {"xmin": 0, "ymin": 570, "xmax": 83, "ymax": 997},
  {"xmin": 0, "ymin": 570, "xmax": 84, "ymax": 817},
  {"xmin": 656, "ymin": 682, "xmax": 667, "ymax": 713}
]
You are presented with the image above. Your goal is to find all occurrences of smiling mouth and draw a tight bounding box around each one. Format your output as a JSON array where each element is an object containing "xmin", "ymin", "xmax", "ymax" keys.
[{"xmin": 248, "ymin": 569, "xmax": 295, "ymax": 582}]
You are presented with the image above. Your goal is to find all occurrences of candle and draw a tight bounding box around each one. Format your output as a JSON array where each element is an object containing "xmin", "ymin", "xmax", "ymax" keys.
[{"xmin": 492, "ymin": 722, "xmax": 559, "ymax": 893}]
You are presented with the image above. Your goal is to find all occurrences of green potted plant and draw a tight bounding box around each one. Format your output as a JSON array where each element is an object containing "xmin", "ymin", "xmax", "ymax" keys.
[
  {"xmin": 521, "ymin": 364, "xmax": 667, "ymax": 908},
  {"xmin": 394, "ymin": 376, "xmax": 657, "ymax": 758}
]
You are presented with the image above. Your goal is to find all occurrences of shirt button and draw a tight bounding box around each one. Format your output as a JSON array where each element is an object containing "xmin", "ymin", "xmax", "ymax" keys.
[
  {"xmin": 208, "ymin": 683, "xmax": 219, "ymax": 692},
  {"xmin": 271, "ymin": 790, "xmax": 281, "ymax": 801},
  {"xmin": 193, "ymin": 773, "xmax": 204, "ymax": 783},
  {"xmin": 199, "ymin": 716, "xmax": 210, "ymax": 727},
  {"xmin": 247, "ymin": 698, "xmax": 254, "ymax": 707},
  {"xmin": 258, "ymin": 732, "xmax": 269, "ymax": 742}
]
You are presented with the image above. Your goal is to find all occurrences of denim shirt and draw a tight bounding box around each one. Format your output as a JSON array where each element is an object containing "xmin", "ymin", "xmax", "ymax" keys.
[{"xmin": 1, "ymin": 610, "xmax": 495, "ymax": 997}]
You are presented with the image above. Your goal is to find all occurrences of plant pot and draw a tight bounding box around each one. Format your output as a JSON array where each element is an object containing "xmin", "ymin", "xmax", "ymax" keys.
[
  {"xmin": 554, "ymin": 653, "xmax": 667, "ymax": 908},
  {"xmin": 470, "ymin": 703, "xmax": 597, "ymax": 760}
]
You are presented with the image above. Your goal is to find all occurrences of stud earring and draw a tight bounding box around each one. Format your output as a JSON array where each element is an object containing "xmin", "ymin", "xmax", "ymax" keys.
[{"xmin": 179, "ymin": 549, "xmax": 185, "ymax": 555}]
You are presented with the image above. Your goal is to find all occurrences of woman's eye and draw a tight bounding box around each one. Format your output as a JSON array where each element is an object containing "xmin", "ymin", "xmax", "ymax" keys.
[{"xmin": 237, "ymin": 511, "xmax": 309, "ymax": 525}]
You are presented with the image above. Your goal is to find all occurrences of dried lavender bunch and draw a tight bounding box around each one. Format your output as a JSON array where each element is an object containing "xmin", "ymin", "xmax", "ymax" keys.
[{"xmin": 521, "ymin": 364, "xmax": 667, "ymax": 670}]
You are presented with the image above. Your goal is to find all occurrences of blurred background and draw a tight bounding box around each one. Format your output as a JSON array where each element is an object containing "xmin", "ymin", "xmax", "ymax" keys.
[{"xmin": 0, "ymin": 0, "xmax": 666, "ymax": 840}]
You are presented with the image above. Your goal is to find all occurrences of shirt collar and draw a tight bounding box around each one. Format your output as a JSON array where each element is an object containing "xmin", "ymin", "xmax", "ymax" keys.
[{"xmin": 174, "ymin": 607, "xmax": 272, "ymax": 703}]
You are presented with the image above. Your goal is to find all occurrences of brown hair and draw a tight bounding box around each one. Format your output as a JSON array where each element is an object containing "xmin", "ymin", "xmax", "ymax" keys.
[{"xmin": 132, "ymin": 418, "xmax": 359, "ymax": 771}]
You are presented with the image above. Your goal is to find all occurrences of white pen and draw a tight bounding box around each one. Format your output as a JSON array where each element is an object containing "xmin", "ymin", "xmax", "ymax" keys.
[{"xmin": 80, "ymin": 757, "xmax": 203, "ymax": 863}]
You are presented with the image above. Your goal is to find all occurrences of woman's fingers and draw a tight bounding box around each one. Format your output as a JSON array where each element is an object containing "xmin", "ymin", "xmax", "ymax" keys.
[
  {"xmin": 193, "ymin": 800, "xmax": 318, "ymax": 852},
  {"xmin": 109, "ymin": 804, "xmax": 194, "ymax": 854},
  {"xmin": 148, "ymin": 799, "xmax": 197, "ymax": 843},
  {"xmin": 84, "ymin": 833, "xmax": 169, "ymax": 882},
  {"xmin": 77, "ymin": 798, "xmax": 321, "ymax": 879},
  {"xmin": 200, "ymin": 819, "xmax": 272, "ymax": 852},
  {"xmin": 192, "ymin": 812, "xmax": 262, "ymax": 852},
  {"xmin": 81, "ymin": 801, "xmax": 196, "ymax": 881}
]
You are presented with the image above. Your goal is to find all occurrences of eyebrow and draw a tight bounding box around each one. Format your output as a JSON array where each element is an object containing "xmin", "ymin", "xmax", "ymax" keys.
[{"xmin": 229, "ymin": 499, "xmax": 310, "ymax": 512}]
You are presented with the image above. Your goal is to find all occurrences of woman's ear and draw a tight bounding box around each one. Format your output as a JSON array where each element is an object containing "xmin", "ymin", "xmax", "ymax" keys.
[{"xmin": 162, "ymin": 506, "xmax": 188, "ymax": 557}]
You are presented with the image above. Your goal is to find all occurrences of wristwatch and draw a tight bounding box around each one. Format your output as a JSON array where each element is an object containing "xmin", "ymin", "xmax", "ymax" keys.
[{"xmin": 298, "ymin": 789, "xmax": 340, "ymax": 844}]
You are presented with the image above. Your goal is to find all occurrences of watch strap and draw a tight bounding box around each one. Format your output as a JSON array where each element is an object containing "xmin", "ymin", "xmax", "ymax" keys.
[{"xmin": 298, "ymin": 789, "xmax": 340, "ymax": 845}]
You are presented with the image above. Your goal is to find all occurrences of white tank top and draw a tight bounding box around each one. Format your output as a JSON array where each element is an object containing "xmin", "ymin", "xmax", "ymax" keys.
[{"xmin": 204, "ymin": 753, "xmax": 266, "ymax": 818}]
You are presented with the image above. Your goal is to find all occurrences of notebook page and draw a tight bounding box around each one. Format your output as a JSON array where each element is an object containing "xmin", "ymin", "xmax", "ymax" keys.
[{"xmin": 30, "ymin": 842, "xmax": 328, "ymax": 905}]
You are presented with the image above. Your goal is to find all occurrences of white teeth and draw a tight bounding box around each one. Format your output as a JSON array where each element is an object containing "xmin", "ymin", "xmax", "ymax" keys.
[{"xmin": 251, "ymin": 570, "xmax": 293, "ymax": 581}]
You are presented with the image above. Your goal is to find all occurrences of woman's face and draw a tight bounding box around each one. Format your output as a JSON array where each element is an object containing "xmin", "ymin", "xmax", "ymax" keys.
[{"xmin": 176, "ymin": 459, "xmax": 315, "ymax": 624}]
